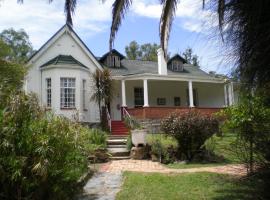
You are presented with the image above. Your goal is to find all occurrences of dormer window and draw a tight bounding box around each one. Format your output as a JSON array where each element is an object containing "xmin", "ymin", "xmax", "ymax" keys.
[
  {"xmin": 172, "ymin": 60, "xmax": 183, "ymax": 71},
  {"xmin": 167, "ymin": 54, "xmax": 186, "ymax": 72},
  {"xmin": 107, "ymin": 55, "xmax": 121, "ymax": 68}
]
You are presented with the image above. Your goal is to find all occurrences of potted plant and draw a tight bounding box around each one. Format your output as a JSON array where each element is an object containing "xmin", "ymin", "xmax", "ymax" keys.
[{"xmin": 124, "ymin": 116, "xmax": 147, "ymax": 147}]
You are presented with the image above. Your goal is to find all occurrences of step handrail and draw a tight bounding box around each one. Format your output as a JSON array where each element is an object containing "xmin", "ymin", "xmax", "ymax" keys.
[{"xmin": 122, "ymin": 107, "xmax": 133, "ymax": 128}]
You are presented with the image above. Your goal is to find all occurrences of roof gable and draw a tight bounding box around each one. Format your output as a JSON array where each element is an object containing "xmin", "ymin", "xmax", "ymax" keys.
[
  {"xmin": 168, "ymin": 54, "xmax": 187, "ymax": 64},
  {"xmin": 28, "ymin": 24, "xmax": 102, "ymax": 70},
  {"xmin": 99, "ymin": 49, "xmax": 125, "ymax": 62},
  {"xmin": 40, "ymin": 55, "xmax": 88, "ymax": 69}
]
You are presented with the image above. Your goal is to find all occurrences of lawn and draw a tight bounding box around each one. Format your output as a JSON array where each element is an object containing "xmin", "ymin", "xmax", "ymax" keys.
[
  {"xmin": 116, "ymin": 171, "xmax": 268, "ymax": 200},
  {"xmin": 167, "ymin": 132, "xmax": 240, "ymax": 169}
]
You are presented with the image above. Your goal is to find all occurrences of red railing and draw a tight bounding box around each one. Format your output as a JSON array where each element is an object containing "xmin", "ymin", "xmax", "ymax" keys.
[{"xmin": 126, "ymin": 107, "xmax": 223, "ymax": 119}]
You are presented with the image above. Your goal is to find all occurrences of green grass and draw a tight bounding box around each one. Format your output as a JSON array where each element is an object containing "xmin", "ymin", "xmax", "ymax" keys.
[
  {"xmin": 117, "ymin": 171, "xmax": 268, "ymax": 200},
  {"xmin": 167, "ymin": 132, "xmax": 240, "ymax": 169}
]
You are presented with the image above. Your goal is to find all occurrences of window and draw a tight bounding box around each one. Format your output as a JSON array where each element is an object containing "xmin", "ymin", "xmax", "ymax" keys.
[
  {"xmin": 60, "ymin": 78, "xmax": 76, "ymax": 109},
  {"xmin": 46, "ymin": 78, "xmax": 51, "ymax": 107},
  {"xmin": 157, "ymin": 98, "xmax": 166, "ymax": 105},
  {"xmin": 107, "ymin": 55, "xmax": 120, "ymax": 67},
  {"xmin": 134, "ymin": 87, "xmax": 144, "ymax": 107},
  {"xmin": 172, "ymin": 60, "xmax": 183, "ymax": 71},
  {"xmin": 174, "ymin": 97, "xmax": 181, "ymax": 106},
  {"xmin": 82, "ymin": 79, "xmax": 86, "ymax": 110}
]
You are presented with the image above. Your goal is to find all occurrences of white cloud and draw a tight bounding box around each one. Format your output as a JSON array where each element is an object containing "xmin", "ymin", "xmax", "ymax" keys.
[
  {"xmin": 0, "ymin": 0, "xmax": 114, "ymax": 49},
  {"xmin": 131, "ymin": 0, "xmax": 215, "ymax": 33}
]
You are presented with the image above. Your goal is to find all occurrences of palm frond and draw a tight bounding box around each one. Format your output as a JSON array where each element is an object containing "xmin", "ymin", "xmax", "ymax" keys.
[
  {"xmin": 64, "ymin": 0, "xmax": 77, "ymax": 26},
  {"xmin": 159, "ymin": 0, "xmax": 179, "ymax": 59},
  {"xmin": 110, "ymin": 0, "xmax": 132, "ymax": 51}
]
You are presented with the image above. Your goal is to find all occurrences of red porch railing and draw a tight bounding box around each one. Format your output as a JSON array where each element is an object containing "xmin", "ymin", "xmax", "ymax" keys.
[{"xmin": 126, "ymin": 107, "xmax": 223, "ymax": 119}]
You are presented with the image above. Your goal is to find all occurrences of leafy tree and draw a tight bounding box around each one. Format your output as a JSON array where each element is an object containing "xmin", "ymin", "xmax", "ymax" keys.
[
  {"xmin": 125, "ymin": 41, "xmax": 160, "ymax": 61},
  {"xmin": 0, "ymin": 28, "xmax": 33, "ymax": 63},
  {"xmin": 222, "ymin": 93, "xmax": 270, "ymax": 173},
  {"xmin": 182, "ymin": 47, "xmax": 199, "ymax": 66},
  {"xmin": 0, "ymin": 39, "xmax": 25, "ymax": 108},
  {"xmin": 125, "ymin": 41, "xmax": 141, "ymax": 60}
]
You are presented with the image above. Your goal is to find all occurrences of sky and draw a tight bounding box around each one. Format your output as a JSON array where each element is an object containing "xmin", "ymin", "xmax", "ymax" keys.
[{"xmin": 0, "ymin": 0, "xmax": 232, "ymax": 74}]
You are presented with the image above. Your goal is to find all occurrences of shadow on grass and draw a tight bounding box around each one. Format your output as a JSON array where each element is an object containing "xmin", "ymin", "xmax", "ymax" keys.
[{"xmin": 213, "ymin": 170, "xmax": 270, "ymax": 200}]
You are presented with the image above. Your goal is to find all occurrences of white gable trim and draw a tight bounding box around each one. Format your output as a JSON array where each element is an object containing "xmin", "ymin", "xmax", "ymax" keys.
[{"xmin": 27, "ymin": 24, "xmax": 103, "ymax": 70}]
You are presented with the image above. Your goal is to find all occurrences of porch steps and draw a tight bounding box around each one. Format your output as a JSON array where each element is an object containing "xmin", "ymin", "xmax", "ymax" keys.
[
  {"xmin": 111, "ymin": 121, "xmax": 129, "ymax": 135},
  {"xmin": 107, "ymin": 135, "xmax": 130, "ymax": 160}
]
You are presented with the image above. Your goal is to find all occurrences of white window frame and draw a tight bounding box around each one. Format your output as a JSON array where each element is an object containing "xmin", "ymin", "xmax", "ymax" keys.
[
  {"xmin": 46, "ymin": 78, "xmax": 51, "ymax": 108},
  {"xmin": 172, "ymin": 60, "xmax": 183, "ymax": 71},
  {"xmin": 82, "ymin": 79, "xmax": 87, "ymax": 110},
  {"xmin": 60, "ymin": 78, "xmax": 76, "ymax": 109}
]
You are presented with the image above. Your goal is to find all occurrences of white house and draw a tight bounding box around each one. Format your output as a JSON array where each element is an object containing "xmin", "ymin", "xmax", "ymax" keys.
[{"xmin": 25, "ymin": 24, "xmax": 237, "ymax": 132}]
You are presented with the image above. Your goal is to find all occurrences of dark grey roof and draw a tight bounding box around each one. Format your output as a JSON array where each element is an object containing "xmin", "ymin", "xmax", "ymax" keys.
[
  {"xmin": 106, "ymin": 59, "xmax": 221, "ymax": 80},
  {"xmin": 40, "ymin": 55, "xmax": 88, "ymax": 69}
]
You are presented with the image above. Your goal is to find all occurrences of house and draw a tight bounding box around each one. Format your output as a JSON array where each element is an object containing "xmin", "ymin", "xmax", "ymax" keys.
[{"xmin": 25, "ymin": 24, "xmax": 237, "ymax": 133}]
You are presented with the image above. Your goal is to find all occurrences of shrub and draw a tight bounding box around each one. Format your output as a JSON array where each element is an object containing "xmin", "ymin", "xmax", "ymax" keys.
[
  {"xmin": 0, "ymin": 93, "xmax": 93, "ymax": 199},
  {"xmin": 161, "ymin": 111, "xmax": 219, "ymax": 161},
  {"xmin": 123, "ymin": 116, "xmax": 141, "ymax": 130},
  {"xmin": 84, "ymin": 128, "xmax": 107, "ymax": 149},
  {"xmin": 146, "ymin": 134, "xmax": 178, "ymax": 164}
]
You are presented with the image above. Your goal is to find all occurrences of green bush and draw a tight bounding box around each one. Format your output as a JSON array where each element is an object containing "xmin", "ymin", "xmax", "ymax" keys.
[
  {"xmin": 126, "ymin": 133, "xmax": 133, "ymax": 151},
  {"xmin": 84, "ymin": 128, "xmax": 107, "ymax": 149},
  {"xmin": 0, "ymin": 93, "xmax": 93, "ymax": 199},
  {"xmin": 123, "ymin": 116, "xmax": 141, "ymax": 130},
  {"xmin": 161, "ymin": 111, "xmax": 219, "ymax": 161},
  {"xmin": 146, "ymin": 134, "xmax": 178, "ymax": 164}
]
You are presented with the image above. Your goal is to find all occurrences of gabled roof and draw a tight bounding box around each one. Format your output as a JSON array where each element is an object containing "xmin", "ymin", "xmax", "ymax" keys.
[
  {"xmin": 28, "ymin": 23, "xmax": 103, "ymax": 70},
  {"xmin": 40, "ymin": 55, "xmax": 88, "ymax": 69},
  {"xmin": 99, "ymin": 49, "xmax": 125, "ymax": 62},
  {"xmin": 168, "ymin": 54, "xmax": 187, "ymax": 64}
]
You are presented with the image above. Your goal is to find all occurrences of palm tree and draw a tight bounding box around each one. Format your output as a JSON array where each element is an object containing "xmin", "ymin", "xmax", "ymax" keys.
[
  {"xmin": 18, "ymin": 0, "xmax": 76, "ymax": 26},
  {"xmin": 17, "ymin": 0, "xmax": 270, "ymax": 89}
]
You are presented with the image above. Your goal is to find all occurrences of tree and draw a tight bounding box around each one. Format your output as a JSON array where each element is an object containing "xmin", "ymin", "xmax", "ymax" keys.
[
  {"xmin": 125, "ymin": 41, "xmax": 160, "ymax": 61},
  {"xmin": 91, "ymin": 68, "xmax": 114, "ymax": 129},
  {"xmin": 0, "ymin": 28, "xmax": 33, "ymax": 63},
  {"xmin": 0, "ymin": 39, "xmax": 25, "ymax": 108},
  {"xmin": 182, "ymin": 47, "xmax": 199, "ymax": 66},
  {"xmin": 125, "ymin": 41, "xmax": 141, "ymax": 60}
]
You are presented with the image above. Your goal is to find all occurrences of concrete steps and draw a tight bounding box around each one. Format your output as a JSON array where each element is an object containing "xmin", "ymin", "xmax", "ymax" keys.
[{"xmin": 107, "ymin": 135, "xmax": 130, "ymax": 160}]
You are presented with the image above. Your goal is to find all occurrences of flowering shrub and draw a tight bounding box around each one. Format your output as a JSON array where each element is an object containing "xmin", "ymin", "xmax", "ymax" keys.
[{"xmin": 161, "ymin": 111, "xmax": 219, "ymax": 161}]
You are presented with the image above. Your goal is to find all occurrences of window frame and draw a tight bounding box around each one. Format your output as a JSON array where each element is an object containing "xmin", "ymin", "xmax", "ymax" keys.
[
  {"xmin": 134, "ymin": 87, "xmax": 144, "ymax": 107},
  {"xmin": 174, "ymin": 97, "xmax": 181, "ymax": 106},
  {"xmin": 171, "ymin": 60, "xmax": 183, "ymax": 71},
  {"xmin": 82, "ymin": 79, "xmax": 87, "ymax": 111},
  {"xmin": 46, "ymin": 78, "xmax": 51, "ymax": 108},
  {"xmin": 157, "ymin": 98, "xmax": 166, "ymax": 106},
  {"xmin": 60, "ymin": 77, "xmax": 76, "ymax": 109}
]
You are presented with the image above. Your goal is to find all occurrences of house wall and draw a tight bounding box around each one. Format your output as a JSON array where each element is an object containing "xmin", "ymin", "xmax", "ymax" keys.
[
  {"xmin": 41, "ymin": 67, "xmax": 100, "ymax": 123},
  {"xmin": 120, "ymin": 80, "xmax": 225, "ymax": 108},
  {"xmin": 26, "ymin": 29, "xmax": 100, "ymax": 123}
]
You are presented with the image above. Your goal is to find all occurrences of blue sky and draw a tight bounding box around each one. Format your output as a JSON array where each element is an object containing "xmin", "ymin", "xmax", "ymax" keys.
[{"xmin": 0, "ymin": 0, "xmax": 232, "ymax": 74}]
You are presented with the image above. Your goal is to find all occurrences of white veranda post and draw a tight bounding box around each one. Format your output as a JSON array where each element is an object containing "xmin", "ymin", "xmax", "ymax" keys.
[
  {"xmin": 224, "ymin": 84, "xmax": 228, "ymax": 106},
  {"xmin": 121, "ymin": 80, "xmax": 127, "ymax": 107},
  {"xmin": 143, "ymin": 79, "xmax": 149, "ymax": 107},
  {"xmin": 188, "ymin": 81, "xmax": 194, "ymax": 107}
]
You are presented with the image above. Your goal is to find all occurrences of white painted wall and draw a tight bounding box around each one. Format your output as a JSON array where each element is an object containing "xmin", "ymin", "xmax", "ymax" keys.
[
  {"xmin": 111, "ymin": 80, "xmax": 226, "ymax": 111},
  {"xmin": 26, "ymin": 28, "xmax": 100, "ymax": 123}
]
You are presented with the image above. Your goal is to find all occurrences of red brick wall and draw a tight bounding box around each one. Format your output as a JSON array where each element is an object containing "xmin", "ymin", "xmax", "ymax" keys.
[{"xmin": 127, "ymin": 107, "xmax": 223, "ymax": 119}]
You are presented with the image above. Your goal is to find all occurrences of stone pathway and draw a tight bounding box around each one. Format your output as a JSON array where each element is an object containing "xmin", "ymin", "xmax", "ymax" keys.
[
  {"xmin": 78, "ymin": 171, "xmax": 122, "ymax": 200},
  {"xmin": 79, "ymin": 159, "xmax": 246, "ymax": 200},
  {"xmin": 100, "ymin": 159, "xmax": 246, "ymax": 176}
]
